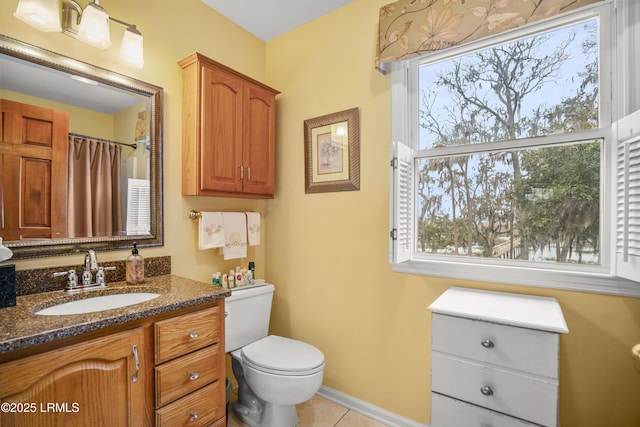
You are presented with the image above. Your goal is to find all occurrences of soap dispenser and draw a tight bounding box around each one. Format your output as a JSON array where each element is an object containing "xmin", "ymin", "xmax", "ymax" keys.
[{"xmin": 126, "ymin": 242, "xmax": 144, "ymax": 285}]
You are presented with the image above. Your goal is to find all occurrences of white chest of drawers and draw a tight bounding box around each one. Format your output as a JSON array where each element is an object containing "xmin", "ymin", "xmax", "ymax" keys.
[{"xmin": 429, "ymin": 287, "xmax": 568, "ymax": 427}]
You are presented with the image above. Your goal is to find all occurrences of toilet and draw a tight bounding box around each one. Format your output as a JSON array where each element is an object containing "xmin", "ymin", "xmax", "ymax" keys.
[{"xmin": 225, "ymin": 284, "xmax": 325, "ymax": 427}]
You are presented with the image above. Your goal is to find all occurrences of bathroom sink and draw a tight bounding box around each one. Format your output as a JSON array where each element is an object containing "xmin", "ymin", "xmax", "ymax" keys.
[{"xmin": 34, "ymin": 293, "xmax": 161, "ymax": 316}]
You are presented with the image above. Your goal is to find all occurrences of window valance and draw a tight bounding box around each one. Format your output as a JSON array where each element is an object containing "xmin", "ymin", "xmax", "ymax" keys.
[{"xmin": 375, "ymin": 0, "xmax": 603, "ymax": 74}]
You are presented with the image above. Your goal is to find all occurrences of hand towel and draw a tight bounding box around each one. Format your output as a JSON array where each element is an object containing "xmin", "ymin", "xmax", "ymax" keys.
[
  {"xmin": 223, "ymin": 212, "xmax": 247, "ymax": 260},
  {"xmin": 198, "ymin": 212, "xmax": 224, "ymax": 250},
  {"xmin": 246, "ymin": 212, "xmax": 261, "ymax": 246}
]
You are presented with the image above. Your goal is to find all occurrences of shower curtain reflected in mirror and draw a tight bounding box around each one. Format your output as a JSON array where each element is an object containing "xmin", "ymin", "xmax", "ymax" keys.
[{"xmin": 67, "ymin": 136, "xmax": 124, "ymax": 238}]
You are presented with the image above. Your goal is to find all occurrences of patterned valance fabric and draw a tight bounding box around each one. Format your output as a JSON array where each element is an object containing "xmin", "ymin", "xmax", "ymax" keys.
[{"xmin": 376, "ymin": 0, "xmax": 602, "ymax": 74}]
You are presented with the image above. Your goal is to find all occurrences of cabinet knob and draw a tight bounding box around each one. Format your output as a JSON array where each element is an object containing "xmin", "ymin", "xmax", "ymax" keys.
[
  {"xmin": 189, "ymin": 412, "xmax": 199, "ymax": 422},
  {"xmin": 480, "ymin": 386, "xmax": 494, "ymax": 396},
  {"xmin": 189, "ymin": 331, "xmax": 198, "ymax": 339},
  {"xmin": 189, "ymin": 372, "xmax": 200, "ymax": 381},
  {"xmin": 481, "ymin": 339, "xmax": 494, "ymax": 348}
]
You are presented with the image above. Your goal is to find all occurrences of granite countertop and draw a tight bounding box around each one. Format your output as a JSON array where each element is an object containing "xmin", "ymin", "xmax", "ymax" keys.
[{"xmin": 0, "ymin": 274, "xmax": 230, "ymax": 355}]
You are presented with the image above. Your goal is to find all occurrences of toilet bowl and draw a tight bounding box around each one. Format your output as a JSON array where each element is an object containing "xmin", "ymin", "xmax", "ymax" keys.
[{"xmin": 225, "ymin": 285, "xmax": 325, "ymax": 427}]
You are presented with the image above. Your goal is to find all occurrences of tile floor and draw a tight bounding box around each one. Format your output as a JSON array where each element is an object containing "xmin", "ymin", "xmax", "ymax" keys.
[{"xmin": 227, "ymin": 394, "xmax": 390, "ymax": 427}]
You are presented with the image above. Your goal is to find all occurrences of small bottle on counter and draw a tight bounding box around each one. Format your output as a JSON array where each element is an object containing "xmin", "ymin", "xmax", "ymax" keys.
[
  {"xmin": 229, "ymin": 269, "xmax": 236, "ymax": 288},
  {"xmin": 212, "ymin": 272, "xmax": 222, "ymax": 287},
  {"xmin": 235, "ymin": 266, "xmax": 245, "ymax": 286},
  {"xmin": 248, "ymin": 261, "xmax": 255, "ymax": 279},
  {"xmin": 126, "ymin": 242, "xmax": 144, "ymax": 285}
]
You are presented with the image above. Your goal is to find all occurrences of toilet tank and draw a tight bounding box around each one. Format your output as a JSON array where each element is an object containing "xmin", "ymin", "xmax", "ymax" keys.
[{"xmin": 224, "ymin": 284, "xmax": 274, "ymax": 353}]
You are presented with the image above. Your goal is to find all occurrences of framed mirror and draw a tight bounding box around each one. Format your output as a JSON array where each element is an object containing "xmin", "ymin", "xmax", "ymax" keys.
[{"xmin": 0, "ymin": 35, "xmax": 163, "ymax": 259}]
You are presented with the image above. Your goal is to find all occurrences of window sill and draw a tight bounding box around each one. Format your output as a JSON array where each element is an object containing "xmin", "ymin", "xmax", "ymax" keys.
[{"xmin": 392, "ymin": 259, "xmax": 640, "ymax": 298}]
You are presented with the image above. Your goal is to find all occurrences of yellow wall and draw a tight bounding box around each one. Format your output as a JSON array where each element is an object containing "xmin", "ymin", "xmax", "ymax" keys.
[
  {"xmin": 0, "ymin": 0, "xmax": 267, "ymax": 278},
  {"xmin": 0, "ymin": 89, "xmax": 114, "ymax": 137},
  {"xmin": 2, "ymin": 0, "xmax": 640, "ymax": 425},
  {"xmin": 264, "ymin": 1, "xmax": 640, "ymax": 426}
]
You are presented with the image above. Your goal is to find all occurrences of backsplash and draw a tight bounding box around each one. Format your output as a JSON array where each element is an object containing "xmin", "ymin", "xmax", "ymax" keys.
[{"xmin": 15, "ymin": 256, "xmax": 171, "ymax": 296}]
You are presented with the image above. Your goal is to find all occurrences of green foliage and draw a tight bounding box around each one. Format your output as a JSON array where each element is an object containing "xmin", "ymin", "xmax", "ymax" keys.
[{"xmin": 416, "ymin": 20, "xmax": 600, "ymax": 264}]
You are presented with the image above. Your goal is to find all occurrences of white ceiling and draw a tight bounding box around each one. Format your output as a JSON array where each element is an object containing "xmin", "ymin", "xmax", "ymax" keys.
[{"xmin": 201, "ymin": 0, "xmax": 355, "ymax": 41}]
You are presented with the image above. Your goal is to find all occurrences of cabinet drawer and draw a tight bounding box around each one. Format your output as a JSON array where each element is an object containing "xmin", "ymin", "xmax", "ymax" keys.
[
  {"xmin": 156, "ymin": 344, "xmax": 222, "ymax": 407},
  {"xmin": 155, "ymin": 305, "xmax": 220, "ymax": 363},
  {"xmin": 432, "ymin": 353, "xmax": 558, "ymax": 427},
  {"xmin": 155, "ymin": 381, "xmax": 224, "ymax": 427},
  {"xmin": 433, "ymin": 313, "xmax": 559, "ymax": 378},
  {"xmin": 432, "ymin": 393, "xmax": 538, "ymax": 427}
]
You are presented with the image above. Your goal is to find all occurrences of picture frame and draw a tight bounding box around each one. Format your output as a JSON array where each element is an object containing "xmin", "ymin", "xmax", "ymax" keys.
[{"xmin": 303, "ymin": 107, "xmax": 360, "ymax": 193}]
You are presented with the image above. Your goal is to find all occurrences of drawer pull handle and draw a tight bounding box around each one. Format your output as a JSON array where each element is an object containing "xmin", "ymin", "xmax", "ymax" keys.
[
  {"xmin": 189, "ymin": 331, "xmax": 199, "ymax": 339},
  {"xmin": 481, "ymin": 339, "xmax": 494, "ymax": 348},
  {"xmin": 189, "ymin": 412, "xmax": 199, "ymax": 422},
  {"xmin": 189, "ymin": 372, "xmax": 200, "ymax": 381},
  {"xmin": 480, "ymin": 386, "xmax": 494, "ymax": 396}
]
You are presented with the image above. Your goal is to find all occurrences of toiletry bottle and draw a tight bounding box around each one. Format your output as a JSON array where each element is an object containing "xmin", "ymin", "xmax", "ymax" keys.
[
  {"xmin": 235, "ymin": 266, "xmax": 245, "ymax": 286},
  {"xmin": 248, "ymin": 261, "xmax": 255, "ymax": 279},
  {"xmin": 126, "ymin": 242, "xmax": 144, "ymax": 285},
  {"xmin": 229, "ymin": 269, "xmax": 236, "ymax": 288}
]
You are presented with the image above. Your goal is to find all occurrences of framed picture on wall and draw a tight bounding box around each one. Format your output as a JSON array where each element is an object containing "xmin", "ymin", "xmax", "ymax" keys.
[{"xmin": 303, "ymin": 107, "xmax": 360, "ymax": 193}]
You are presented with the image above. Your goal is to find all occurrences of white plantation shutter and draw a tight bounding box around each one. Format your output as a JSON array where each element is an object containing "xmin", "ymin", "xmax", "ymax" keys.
[
  {"xmin": 390, "ymin": 141, "xmax": 414, "ymax": 264},
  {"xmin": 616, "ymin": 112, "xmax": 640, "ymax": 281},
  {"xmin": 614, "ymin": 0, "xmax": 640, "ymax": 282},
  {"xmin": 126, "ymin": 178, "xmax": 150, "ymax": 235}
]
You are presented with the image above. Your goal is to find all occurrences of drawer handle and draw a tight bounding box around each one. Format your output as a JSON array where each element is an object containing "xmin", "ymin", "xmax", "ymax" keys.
[
  {"xmin": 189, "ymin": 331, "xmax": 199, "ymax": 339},
  {"xmin": 481, "ymin": 339, "xmax": 494, "ymax": 348},
  {"xmin": 480, "ymin": 386, "xmax": 494, "ymax": 396},
  {"xmin": 189, "ymin": 372, "xmax": 200, "ymax": 381},
  {"xmin": 189, "ymin": 412, "xmax": 199, "ymax": 422}
]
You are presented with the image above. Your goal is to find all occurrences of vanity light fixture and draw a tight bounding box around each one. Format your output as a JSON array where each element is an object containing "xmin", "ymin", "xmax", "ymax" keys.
[
  {"xmin": 13, "ymin": 0, "xmax": 62, "ymax": 32},
  {"xmin": 13, "ymin": 0, "xmax": 144, "ymax": 68},
  {"xmin": 75, "ymin": 1, "xmax": 111, "ymax": 49}
]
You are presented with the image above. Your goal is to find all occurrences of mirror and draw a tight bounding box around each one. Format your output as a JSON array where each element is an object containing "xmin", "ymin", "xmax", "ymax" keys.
[{"xmin": 0, "ymin": 35, "xmax": 163, "ymax": 259}]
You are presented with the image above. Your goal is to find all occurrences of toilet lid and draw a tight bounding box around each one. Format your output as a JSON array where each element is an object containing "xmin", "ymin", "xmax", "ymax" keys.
[{"xmin": 241, "ymin": 335, "xmax": 325, "ymax": 376}]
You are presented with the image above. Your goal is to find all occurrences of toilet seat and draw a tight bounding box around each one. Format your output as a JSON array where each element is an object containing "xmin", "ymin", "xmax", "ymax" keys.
[{"xmin": 241, "ymin": 335, "xmax": 325, "ymax": 376}]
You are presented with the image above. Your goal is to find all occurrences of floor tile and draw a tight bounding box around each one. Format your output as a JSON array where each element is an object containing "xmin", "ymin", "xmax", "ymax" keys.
[
  {"xmin": 226, "ymin": 394, "xmax": 387, "ymax": 427},
  {"xmin": 297, "ymin": 395, "xmax": 349, "ymax": 426},
  {"xmin": 335, "ymin": 410, "xmax": 390, "ymax": 427}
]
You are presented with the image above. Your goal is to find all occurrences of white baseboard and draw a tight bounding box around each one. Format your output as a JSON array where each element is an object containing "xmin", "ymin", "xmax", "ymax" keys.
[{"xmin": 317, "ymin": 385, "xmax": 429, "ymax": 427}]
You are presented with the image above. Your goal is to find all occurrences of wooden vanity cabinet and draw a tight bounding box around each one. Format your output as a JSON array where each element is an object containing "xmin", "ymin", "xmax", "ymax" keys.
[
  {"xmin": 0, "ymin": 99, "xmax": 68, "ymax": 240},
  {"xmin": 154, "ymin": 304, "xmax": 226, "ymax": 427},
  {"xmin": 0, "ymin": 300, "xmax": 226, "ymax": 427},
  {"xmin": 179, "ymin": 53, "xmax": 279, "ymax": 198},
  {"xmin": 0, "ymin": 327, "xmax": 148, "ymax": 427}
]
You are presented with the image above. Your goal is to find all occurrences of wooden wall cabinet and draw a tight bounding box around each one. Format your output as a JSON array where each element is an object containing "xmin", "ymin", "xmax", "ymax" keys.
[
  {"xmin": 179, "ymin": 53, "xmax": 280, "ymax": 198},
  {"xmin": 0, "ymin": 99, "xmax": 68, "ymax": 240}
]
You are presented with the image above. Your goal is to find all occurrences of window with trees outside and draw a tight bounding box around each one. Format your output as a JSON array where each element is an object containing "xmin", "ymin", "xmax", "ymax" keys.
[{"xmin": 389, "ymin": 2, "xmax": 640, "ymax": 296}]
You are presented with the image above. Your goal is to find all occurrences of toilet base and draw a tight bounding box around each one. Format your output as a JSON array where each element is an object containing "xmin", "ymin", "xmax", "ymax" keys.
[
  {"xmin": 232, "ymin": 400, "xmax": 298, "ymax": 427},
  {"xmin": 231, "ymin": 352, "xmax": 300, "ymax": 427}
]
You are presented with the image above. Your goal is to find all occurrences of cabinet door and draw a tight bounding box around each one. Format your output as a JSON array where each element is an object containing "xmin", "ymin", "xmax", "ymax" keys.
[
  {"xmin": 199, "ymin": 66, "xmax": 244, "ymax": 194},
  {"xmin": 242, "ymin": 84, "xmax": 276, "ymax": 196},
  {"xmin": 0, "ymin": 327, "xmax": 150, "ymax": 427},
  {"xmin": 0, "ymin": 99, "xmax": 68, "ymax": 240}
]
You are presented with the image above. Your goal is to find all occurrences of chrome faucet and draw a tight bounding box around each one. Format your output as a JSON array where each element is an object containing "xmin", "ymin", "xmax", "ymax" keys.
[
  {"xmin": 84, "ymin": 250, "xmax": 98, "ymax": 273},
  {"xmin": 54, "ymin": 250, "xmax": 115, "ymax": 292},
  {"xmin": 81, "ymin": 250, "xmax": 98, "ymax": 286}
]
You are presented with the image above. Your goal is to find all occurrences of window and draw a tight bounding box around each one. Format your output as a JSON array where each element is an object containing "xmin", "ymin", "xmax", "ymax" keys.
[{"xmin": 389, "ymin": 2, "xmax": 640, "ymax": 296}]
